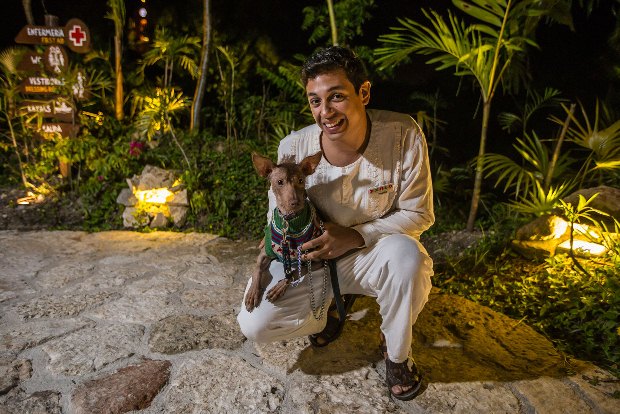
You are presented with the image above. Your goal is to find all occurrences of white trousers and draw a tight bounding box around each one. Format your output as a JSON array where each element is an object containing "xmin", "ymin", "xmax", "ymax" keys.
[{"xmin": 237, "ymin": 234, "xmax": 433, "ymax": 363}]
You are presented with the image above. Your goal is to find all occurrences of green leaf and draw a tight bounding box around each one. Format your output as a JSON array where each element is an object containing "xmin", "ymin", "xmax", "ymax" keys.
[{"xmin": 453, "ymin": 0, "xmax": 503, "ymax": 27}]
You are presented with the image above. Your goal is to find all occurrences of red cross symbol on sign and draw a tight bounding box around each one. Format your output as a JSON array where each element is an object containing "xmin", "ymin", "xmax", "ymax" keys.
[{"xmin": 69, "ymin": 25, "xmax": 86, "ymax": 46}]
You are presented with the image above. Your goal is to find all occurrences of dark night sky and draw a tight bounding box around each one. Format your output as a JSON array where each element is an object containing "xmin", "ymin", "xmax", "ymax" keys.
[{"xmin": 3, "ymin": 1, "xmax": 617, "ymax": 163}]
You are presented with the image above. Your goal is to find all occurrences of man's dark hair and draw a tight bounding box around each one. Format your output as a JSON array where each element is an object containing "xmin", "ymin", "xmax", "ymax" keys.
[{"xmin": 301, "ymin": 46, "xmax": 368, "ymax": 92}]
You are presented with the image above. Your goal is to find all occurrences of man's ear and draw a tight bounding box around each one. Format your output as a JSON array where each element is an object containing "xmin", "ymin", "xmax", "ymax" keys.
[
  {"xmin": 299, "ymin": 151, "xmax": 323, "ymax": 176},
  {"xmin": 252, "ymin": 152, "xmax": 275, "ymax": 178},
  {"xmin": 359, "ymin": 81, "xmax": 371, "ymax": 105}
]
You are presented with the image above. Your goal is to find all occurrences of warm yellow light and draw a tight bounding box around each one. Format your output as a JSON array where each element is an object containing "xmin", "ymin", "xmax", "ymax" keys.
[
  {"xmin": 17, "ymin": 191, "xmax": 42, "ymax": 205},
  {"xmin": 557, "ymin": 239, "xmax": 608, "ymax": 256},
  {"xmin": 551, "ymin": 217, "xmax": 569, "ymax": 239},
  {"xmin": 134, "ymin": 188, "xmax": 173, "ymax": 204}
]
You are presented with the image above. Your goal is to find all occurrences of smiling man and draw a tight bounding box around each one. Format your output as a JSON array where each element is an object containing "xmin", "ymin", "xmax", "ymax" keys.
[{"xmin": 237, "ymin": 46, "xmax": 434, "ymax": 400}]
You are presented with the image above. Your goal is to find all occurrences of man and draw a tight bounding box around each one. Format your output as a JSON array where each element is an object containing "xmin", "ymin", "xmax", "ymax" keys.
[{"xmin": 237, "ymin": 46, "xmax": 434, "ymax": 400}]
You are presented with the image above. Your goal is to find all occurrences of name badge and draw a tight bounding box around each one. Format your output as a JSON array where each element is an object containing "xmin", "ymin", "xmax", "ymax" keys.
[{"xmin": 369, "ymin": 183, "xmax": 394, "ymax": 195}]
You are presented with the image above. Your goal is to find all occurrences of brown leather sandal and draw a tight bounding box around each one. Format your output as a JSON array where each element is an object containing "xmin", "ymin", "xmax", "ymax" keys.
[
  {"xmin": 308, "ymin": 294, "xmax": 357, "ymax": 347},
  {"xmin": 379, "ymin": 333, "xmax": 422, "ymax": 401}
]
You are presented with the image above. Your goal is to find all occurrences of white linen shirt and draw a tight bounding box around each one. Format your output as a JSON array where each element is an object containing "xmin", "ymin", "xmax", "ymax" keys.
[{"xmin": 268, "ymin": 109, "xmax": 434, "ymax": 247}]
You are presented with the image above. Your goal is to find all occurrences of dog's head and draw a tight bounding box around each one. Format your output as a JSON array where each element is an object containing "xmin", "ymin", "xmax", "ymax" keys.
[{"xmin": 252, "ymin": 151, "xmax": 322, "ymax": 217}]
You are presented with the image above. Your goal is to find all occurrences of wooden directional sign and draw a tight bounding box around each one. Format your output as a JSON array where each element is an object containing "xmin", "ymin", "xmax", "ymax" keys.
[
  {"xmin": 18, "ymin": 98, "xmax": 75, "ymax": 122},
  {"xmin": 31, "ymin": 123, "xmax": 79, "ymax": 140},
  {"xmin": 15, "ymin": 18, "xmax": 91, "ymax": 53},
  {"xmin": 18, "ymin": 46, "xmax": 69, "ymax": 73},
  {"xmin": 20, "ymin": 75, "xmax": 65, "ymax": 94}
]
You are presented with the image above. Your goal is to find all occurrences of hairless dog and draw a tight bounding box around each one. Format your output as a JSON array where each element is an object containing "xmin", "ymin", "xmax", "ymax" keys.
[{"xmin": 245, "ymin": 151, "xmax": 323, "ymax": 312}]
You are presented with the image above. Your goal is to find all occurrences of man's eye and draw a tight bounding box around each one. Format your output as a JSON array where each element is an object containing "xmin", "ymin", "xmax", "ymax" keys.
[
  {"xmin": 309, "ymin": 98, "xmax": 320, "ymax": 106},
  {"xmin": 332, "ymin": 93, "xmax": 344, "ymax": 101}
]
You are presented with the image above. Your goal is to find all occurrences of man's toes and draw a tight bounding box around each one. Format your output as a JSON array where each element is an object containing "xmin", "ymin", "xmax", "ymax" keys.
[{"xmin": 391, "ymin": 384, "xmax": 412, "ymax": 395}]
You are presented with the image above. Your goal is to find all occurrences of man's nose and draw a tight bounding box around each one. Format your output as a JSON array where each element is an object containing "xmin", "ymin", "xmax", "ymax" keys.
[{"xmin": 320, "ymin": 102, "xmax": 333, "ymax": 116}]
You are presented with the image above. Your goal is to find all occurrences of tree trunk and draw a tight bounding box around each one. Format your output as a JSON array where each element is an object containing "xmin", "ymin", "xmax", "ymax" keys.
[
  {"xmin": 191, "ymin": 0, "xmax": 212, "ymax": 132},
  {"xmin": 326, "ymin": 0, "xmax": 338, "ymax": 46},
  {"xmin": 466, "ymin": 99, "xmax": 492, "ymax": 232},
  {"xmin": 114, "ymin": 33, "xmax": 124, "ymax": 121},
  {"xmin": 21, "ymin": 0, "xmax": 34, "ymax": 25}
]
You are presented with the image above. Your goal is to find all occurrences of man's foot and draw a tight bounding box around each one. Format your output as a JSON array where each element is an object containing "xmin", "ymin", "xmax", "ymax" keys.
[
  {"xmin": 308, "ymin": 294, "xmax": 357, "ymax": 347},
  {"xmin": 379, "ymin": 333, "xmax": 422, "ymax": 400}
]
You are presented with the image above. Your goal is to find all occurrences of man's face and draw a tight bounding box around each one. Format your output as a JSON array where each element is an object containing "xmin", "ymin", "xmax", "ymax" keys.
[{"xmin": 305, "ymin": 69, "xmax": 370, "ymax": 145}]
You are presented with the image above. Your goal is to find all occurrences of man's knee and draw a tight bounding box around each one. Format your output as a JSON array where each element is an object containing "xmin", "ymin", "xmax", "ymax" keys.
[
  {"xmin": 381, "ymin": 234, "xmax": 429, "ymax": 275},
  {"xmin": 237, "ymin": 311, "xmax": 272, "ymax": 343}
]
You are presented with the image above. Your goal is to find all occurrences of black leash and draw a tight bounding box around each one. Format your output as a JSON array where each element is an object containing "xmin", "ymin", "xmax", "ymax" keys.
[{"xmin": 328, "ymin": 259, "xmax": 346, "ymax": 323}]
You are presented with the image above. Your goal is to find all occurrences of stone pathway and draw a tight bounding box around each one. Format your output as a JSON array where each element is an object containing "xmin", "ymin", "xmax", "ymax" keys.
[{"xmin": 0, "ymin": 230, "xmax": 618, "ymax": 413}]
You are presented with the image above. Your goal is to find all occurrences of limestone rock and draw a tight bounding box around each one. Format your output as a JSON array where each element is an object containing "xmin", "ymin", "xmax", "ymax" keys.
[
  {"xmin": 42, "ymin": 324, "xmax": 144, "ymax": 376},
  {"xmin": 288, "ymin": 367, "xmax": 399, "ymax": 413},
  {"xmin": 510, "ymin": 239, "xmax": 559, "ymax": 259},
  {"xmin": 559, "ymin": 185, "xmax": 620, "ymax": 224},
  {"xmin": 0, "ymin": 318, "xmax": 91, "ymax": 352},
  {"xmin": 16, "ymin": 291, "xmax": 119, "ymax": 319},
  {"xmin": 415, "ymin": 381, "xmax": 520, "ymax": 413},
  {"xmin": 86, "ymin": 294, "xmax": 177, "ymax": 325},
  {"xmin": 512, "ymin": 377, "xmax": 595, "ymax": 413},
  {"xmin": 135, "ymin": 165, "xmax": 178, "ymax": 191},
  {"xmin": 0, "ymin": 358, "xmax": 31, "ymax": 395},
  {"xmin": 157, "ymin": 351, "xmax": 285, "ymax": 412},
  {"xmin": 116, "ymin": 188, "xmax": 136, "ymax": 207},
  {"xmin": 0, "ymin": 389, "xmax": 62, "ymax": 414},
  {"xmin": 122, "ymin": 207, "xmax": 140, "ymax": 228},
  {"xmin": 512, "ymin": 186, "xmax": 620, "ymax": 258},
  {"xmin": 149, "ymin": 212, "xmax": 168, "ymax": 228},
  {"xmin": 34, "ymin": 261, "xmax": 96, "ymax": 289},
  {"xmin": 71, "ymin": 359, "xmax": 171, "ymax": 414},
  {"xmin": 566, "ymin": 367, "xmax": 620, "ymax": 414},
  {"xmin": 169, "ymin": 205, "xmax": 188, "ymax": 227},
  {"xmin": 515, "ymin": 214, "xmax": 569, "ymax": 241},
  {"xmin": 149, "ymin": 313, "xmax": 245, "ymax": 354}
]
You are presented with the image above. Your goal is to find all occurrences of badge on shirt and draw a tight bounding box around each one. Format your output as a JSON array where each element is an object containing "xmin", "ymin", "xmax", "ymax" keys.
[{"xmin": 369, "ymin": 183, "xmax": 394, "ymax": 195}]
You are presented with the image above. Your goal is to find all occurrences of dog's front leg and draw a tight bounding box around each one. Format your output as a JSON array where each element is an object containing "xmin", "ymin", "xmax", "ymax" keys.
[
  {"xmin": 245, "ymin": 244, "xmax": 272, "ymax": 312},
  {"xmin": 266, "ymin": 278, "xmax": 289, "ymax": 303}
]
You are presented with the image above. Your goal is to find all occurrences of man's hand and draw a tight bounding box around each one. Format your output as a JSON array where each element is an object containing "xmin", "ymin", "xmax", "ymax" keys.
[{"xmin": 301, "ymin": 222, "xmax": 364, "ymax": 261}]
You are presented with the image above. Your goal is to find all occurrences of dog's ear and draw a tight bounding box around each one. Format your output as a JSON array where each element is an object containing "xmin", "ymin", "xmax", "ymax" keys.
[
  {"xmin": 252, "ymin": 152, "xmax": 275, "ymax": 178},
  {"xmin": 299, "ymin": 151, "xmax": 323, "ymax": 176}
]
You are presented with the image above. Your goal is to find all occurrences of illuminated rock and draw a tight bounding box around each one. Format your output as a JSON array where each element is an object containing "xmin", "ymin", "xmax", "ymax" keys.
[{"xmin": 117, "ymin": 165, "xmax": 189, "ymax": 228}]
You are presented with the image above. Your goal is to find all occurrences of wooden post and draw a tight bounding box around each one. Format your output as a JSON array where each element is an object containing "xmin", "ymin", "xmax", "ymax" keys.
[{"xmin": 44, "ymin": 14, "xmax": 71, "ymax": 179}]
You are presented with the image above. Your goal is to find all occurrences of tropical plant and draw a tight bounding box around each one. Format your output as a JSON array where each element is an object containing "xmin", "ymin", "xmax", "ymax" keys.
[
  {"xmin": 557, "ymin": 193, "xmax": 610, "ymax": 275},
  {"xmin": 482, "ymin": 132, "xmax": 574, "ymax": 200},
  {"xmin": 302, "ymin": 0, "xmax": 376, "ymax": 47},
  {"xmin": 409, "ymin": 89, "xmax": 448, "ymax": 158},
  {"xmin": 0, "ymin": 47, "xmax": 30, "ymax": 188},
  {"xmin": 550, "ymin": 100, "xmax": 620, "ymax": 187},
  {"xmin": 132, "ymin": 87, "xmax": 192, "ymax": 169},
  {"xmin": 498, "ymin": 87, "xmax": 565, "ymax": 136},
  {"xmin": 139, "ymin": 27, "xmax": 201, "ymax": 88},
  {"xmin": 375, "ymin": 0, "xmax": 573, "ymax": 231}
]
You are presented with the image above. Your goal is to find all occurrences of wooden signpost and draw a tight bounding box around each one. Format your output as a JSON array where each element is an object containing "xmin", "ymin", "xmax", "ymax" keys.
[
  {"xmin": 15, "ymin": 18, "xmax": 91, "ymax": 53},
  {"xmin": 15, "ymin": 15, "xmax": 91, "ymax": 177}
]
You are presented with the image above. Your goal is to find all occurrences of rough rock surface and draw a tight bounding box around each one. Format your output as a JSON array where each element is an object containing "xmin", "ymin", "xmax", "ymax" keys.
[
  {"xmin": 0, "ymin": 230, "xmax": 618, "ymax": 414},
  {"xmin": 71, "ymin": 359, "xmax": 171, "ymax": 414}
]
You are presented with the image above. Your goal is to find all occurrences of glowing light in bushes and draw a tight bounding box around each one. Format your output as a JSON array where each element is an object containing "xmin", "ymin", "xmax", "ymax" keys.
[
  {"xmin": 557, "ymin": 239, "xmax": 608, "ymax": 256},
  {"xmin": 134, "ymin": 188, "xmax": 173, "ymax": 204}
]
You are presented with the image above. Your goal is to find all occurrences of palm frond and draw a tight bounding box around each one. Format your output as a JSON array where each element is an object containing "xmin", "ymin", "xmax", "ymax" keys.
[{"xmin": 509, "ymin": 181, "xmax": 573, "ymax": 216}]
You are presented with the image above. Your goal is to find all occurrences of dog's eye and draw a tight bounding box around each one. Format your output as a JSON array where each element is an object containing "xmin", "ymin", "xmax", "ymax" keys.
[
  {"xmin": 298, "ymin": 178, "xmax": 304, "ymax": 184},
  {"xmin": 277, "ymin": 179, "xmax": 284, "ymax": 186}
]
